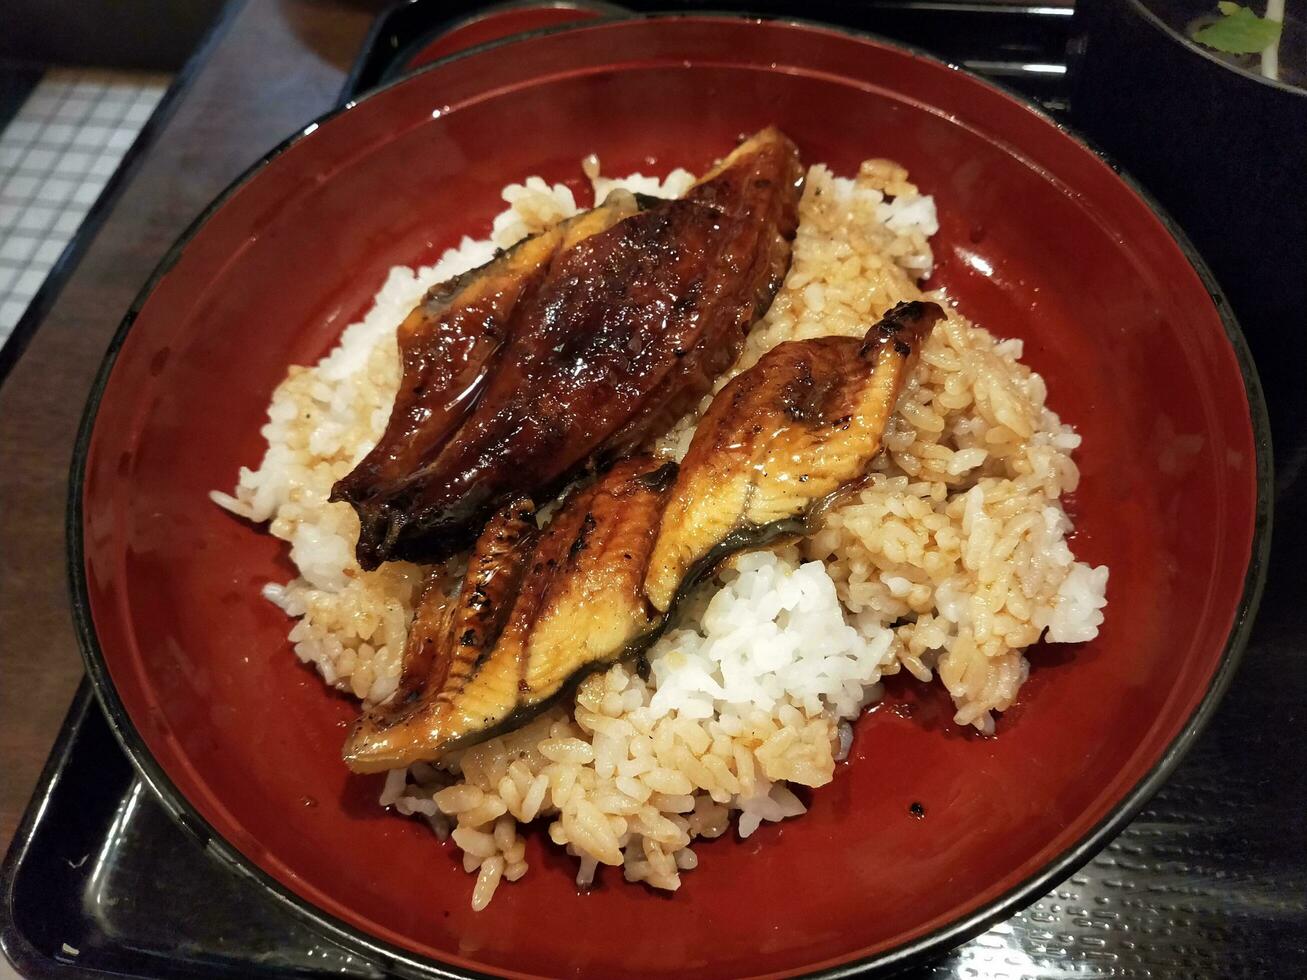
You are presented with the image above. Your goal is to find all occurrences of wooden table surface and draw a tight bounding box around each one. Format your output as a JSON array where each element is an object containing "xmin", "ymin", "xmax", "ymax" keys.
[{"xmin": 0, "ymin": 0, "xmax": 383, "ymax": 872}]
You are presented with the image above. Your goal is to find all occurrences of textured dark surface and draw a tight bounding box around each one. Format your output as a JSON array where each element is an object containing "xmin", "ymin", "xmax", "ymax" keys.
[
  {"xmin": 4, "ymin": 1, "xmax": 1304, "ymax": 978},
  {"xmin": 0, "ymin": 65, "xmax": 43, "ymax": 132},
  {"xmin": 0, "ymin": 1, "xmax": 224, "ymax": 73}
]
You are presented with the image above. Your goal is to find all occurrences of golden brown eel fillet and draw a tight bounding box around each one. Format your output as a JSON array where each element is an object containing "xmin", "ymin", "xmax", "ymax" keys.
[
  {"xmin": 346, "ymin": 128, "xmax": 803, "ymax": 569},
  {"xmin": 644, "ymin": 301, "xmax": 945, "ymax": 612},
  {"xmin": 342, "ymin": 301, "xmax": 940, "ymax": 771},
  {"xmin": 345, "ymin": 456, "xmax": 675, "ymax": 772},
  {"xmin": 381, "ymin": 500, "xmax": 538, "ymax": 730},
  {"xmin": 333, "ymin": 192, "xmax": 642, "ymax": 507}
]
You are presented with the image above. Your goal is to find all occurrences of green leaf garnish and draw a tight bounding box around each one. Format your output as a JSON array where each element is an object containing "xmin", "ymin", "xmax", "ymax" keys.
[{"xmin": 1192, "ymin": 3, "xmax": 1283, "ymax": 54}]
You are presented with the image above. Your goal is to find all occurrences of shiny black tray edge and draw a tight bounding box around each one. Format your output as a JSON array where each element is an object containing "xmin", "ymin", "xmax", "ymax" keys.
[
  {"xmin": 1, "ymin": 687, "xmax": 95, "ymax": 980},
  {"xmin": 0, "ymin": 684, "xmax": 383, "ymax": 980}
]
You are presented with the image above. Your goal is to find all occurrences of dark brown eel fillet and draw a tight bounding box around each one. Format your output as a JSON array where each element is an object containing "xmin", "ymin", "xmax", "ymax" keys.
[
  {"xmin": 343, "ymin": 301, "xmax": 942, "ymax": 771},
  {"xmin": 343, "ymin": 127, "xmax": 804, "ymax": 570},
  {"xmin": 332, "ymin": 192, "xmax": 641, "ymax": 507}
]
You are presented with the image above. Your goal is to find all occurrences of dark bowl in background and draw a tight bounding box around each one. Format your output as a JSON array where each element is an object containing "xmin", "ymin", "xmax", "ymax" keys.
[{"xmin": 1070, "ymin": 0, "xmax": 1306, "ymax": 474}]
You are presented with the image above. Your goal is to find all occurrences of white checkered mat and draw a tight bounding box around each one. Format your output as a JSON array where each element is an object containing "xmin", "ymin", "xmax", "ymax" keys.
[{"xmin": 0, "ymin": 68, "xmax": 170, "ymax": 343}]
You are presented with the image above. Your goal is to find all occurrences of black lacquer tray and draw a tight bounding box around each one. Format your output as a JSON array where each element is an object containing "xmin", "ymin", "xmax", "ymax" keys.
[{"xmin": 5, "ymin": 2, "xmax": 1305, "ymax": 977}]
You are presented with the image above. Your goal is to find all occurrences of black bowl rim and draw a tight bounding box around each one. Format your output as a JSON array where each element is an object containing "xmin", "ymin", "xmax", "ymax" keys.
[{"xmin": 67, "ymin": 10, "xmax": 1274, "ymax": 980}]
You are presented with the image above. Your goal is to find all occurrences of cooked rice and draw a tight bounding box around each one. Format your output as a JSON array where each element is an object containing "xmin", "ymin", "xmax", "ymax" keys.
[{"xmin": 214, "ymin": 154, "xmax": 1107, "ymax": 909}]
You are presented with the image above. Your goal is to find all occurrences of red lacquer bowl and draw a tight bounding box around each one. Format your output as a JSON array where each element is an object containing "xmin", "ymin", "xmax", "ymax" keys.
[{"xmin": 71, "ymin": 15, "xmax": 1271, "ymax": 980}]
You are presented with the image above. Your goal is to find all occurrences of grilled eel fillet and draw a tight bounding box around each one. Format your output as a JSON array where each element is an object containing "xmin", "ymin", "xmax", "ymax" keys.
[
  {"xmin": 343, "ymin": 301, "xmax": 944, "ymax": 772},
  {"xmin": 332, "ymin": 192, "xmax": 643, "ymax": 506},
  {"xmin": 337, "ymin": 127, "xmax": 804, "ymax": 570},
  {"xmin": 346, "ymin": 455, "xmax": 675, "ymax": 772}
]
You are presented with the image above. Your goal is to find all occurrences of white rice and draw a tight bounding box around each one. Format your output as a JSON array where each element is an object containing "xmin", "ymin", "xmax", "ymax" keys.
[
  {"xmin": 214, "ymin": 153, "xmax": 1108, "ymax": 908},
  {"xmin": 648, "ymin": 551, "xmax": 894, "ymax": 724}
]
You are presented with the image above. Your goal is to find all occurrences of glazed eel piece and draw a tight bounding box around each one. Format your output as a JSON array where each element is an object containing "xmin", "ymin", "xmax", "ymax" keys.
[
  {"xmin": 333, "ymin": 192, "xmax": 643, "ymax": 507},
  {"xmin": 343, "ymin": 301, "xmax": 943, "ymax": 772},
  {"xmin": 340, "ymin": 127, "xmax": 804, "ymax": 570}
]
